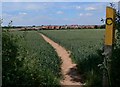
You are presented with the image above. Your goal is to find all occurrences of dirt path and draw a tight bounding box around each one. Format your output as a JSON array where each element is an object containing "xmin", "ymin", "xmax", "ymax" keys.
[{"xmin": 40, "ymin": 33, "xmax": 83, "ymax": 86}]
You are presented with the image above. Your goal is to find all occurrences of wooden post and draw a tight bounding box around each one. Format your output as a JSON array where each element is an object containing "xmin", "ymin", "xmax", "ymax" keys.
[
  {"xmin": 103, "ymin": 6, "xmax": 116, "ymax": 87},
  {"xmin": 105, "ymin": 7, "xmax": 116, "ymax": 46}
]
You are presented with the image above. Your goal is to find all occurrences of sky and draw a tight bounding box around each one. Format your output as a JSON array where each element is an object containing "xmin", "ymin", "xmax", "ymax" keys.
[
  {"xmin": 1, "ymin": 2, "xmax": 119, "ymax": 26},
  {"xmin": 2, "ymin": 0, "xmax": 120, "ymax": 2},
  {"xmin": 118, "ymin": 1, "xmax": 120, "ymax": 11},
  {"xmin": 0, "ymin": 2, "xmax": 1, "ymax": 18}
]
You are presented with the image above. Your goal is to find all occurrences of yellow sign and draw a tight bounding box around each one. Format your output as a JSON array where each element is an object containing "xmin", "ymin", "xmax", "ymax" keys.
[
  {"xmin": 106, "ymin": 18, "xmax": 113, "ymax": 25},
  {"xmin": 105, "ymin": 7, "xmax": 116, "ymax": 45}
]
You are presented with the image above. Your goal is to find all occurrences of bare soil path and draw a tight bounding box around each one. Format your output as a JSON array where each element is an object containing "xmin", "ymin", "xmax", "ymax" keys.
[{"xmin": 40, "ymin": 33, "xmax": 83, "ymax": 86}]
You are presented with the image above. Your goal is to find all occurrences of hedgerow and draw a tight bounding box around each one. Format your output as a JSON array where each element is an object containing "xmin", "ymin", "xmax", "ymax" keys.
[{"xmin": 2, "ymin": 31, "xmax": 61, "ymax": 86}]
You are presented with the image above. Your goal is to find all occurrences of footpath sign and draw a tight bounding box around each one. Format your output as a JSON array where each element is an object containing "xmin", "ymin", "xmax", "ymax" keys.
[
  {"xmin": 105, "ymin": 7, "xmax": 116, "ymax": 45},
  {"xmin": 103, "ymin": 6, "xmax": 116, "ymax": 87}
]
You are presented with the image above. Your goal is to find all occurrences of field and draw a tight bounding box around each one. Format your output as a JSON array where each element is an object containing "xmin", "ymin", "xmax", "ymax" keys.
[
  {"xmin": 3, "ymin": 29, "xmax": 106, "ymax": 86},
  {"xmin": 2, "ymin": 29, "xmax": 120, "ymax": 87},
  {"xmin": 40, "ymin": 29, "xmax": 105, "ymax": 62},
  {"xmin": 40, "ymin": 29, "xmax": 105, "ymax": 86},
  {"xmin": 2, "ymin": 31, "xmax": 61, "ymax": 86}
]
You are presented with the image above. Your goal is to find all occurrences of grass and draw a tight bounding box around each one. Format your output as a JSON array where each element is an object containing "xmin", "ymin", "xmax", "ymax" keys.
[{"xmin": 39, "ymin": 29, "xmax": 105, "ymax": 86}]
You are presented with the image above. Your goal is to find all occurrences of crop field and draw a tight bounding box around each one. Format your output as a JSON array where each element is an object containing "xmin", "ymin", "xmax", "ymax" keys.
[
  {"xmin": 3, "ymin": 29, "xmax": 120, "ymax": 86},
  {"xmin": 40, "ymin": 29, "xmax": 105, "ymax": 62},
  {"xmin": 40, "ymin": 29, "xmax": 105, "ymax": 86},
  {"xmin": 3, "ymin": 31, "xmax": 61, "ymax": 86}
]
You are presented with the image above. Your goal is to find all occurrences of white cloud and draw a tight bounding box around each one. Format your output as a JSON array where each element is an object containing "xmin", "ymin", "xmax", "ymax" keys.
[
  {"xmin": 19, "ymin": 12, "xmax": 27, "ymax": 15},
  {"xmin": 79, "ymin": 13, "xmax": 93, "ymax": 16},
  {"xmin": 2, "ymin": 12, "xmax": 40, "ymax": 26},
  {"xmin": 56, "ymin": 11, "xmax": 63, "ymax": 14},
  {"xmin": 2, "ymin": 3, "xmax": 49, "ymax": 13},
  {"xmin": 76, "ymin": 6, "xmax": 81, "ymax": 9},
  {"xmin": 79, "ymin": 13, "xmax": 83, "ymax": 16},
  {"xmin": 0, "ymin": 3, "xmax": 2, "ymax": 18},
  {"xmin": 25, "ymin": 4, "xmax": 43, "ymax": 11},
  {"xmin": 86, "ymin": 13, "xmax": 93, "ymax": 16},
  {"xmin": 85, "ymin": 7, "xmax": 96, "ymax": 11}
]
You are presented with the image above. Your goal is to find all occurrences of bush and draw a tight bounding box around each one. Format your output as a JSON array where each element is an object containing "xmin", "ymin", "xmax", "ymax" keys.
[
  {"xmin": 77, "ymin": 50, "xmax": 103, "ymax": 87},
  {"xmin": 2, "ymin": 31, "xmax": 61, "ymax": 86},
  {"xmin": 2, "ymin": 31, "xmax": 22, "ymax": 86},
  {"xmin": 110, "ymin": 10, "xmax": 120, "ymax": 87},
  {"xmin": 83, "ymin": 7, "xmax": 120, "ymax": 87}
]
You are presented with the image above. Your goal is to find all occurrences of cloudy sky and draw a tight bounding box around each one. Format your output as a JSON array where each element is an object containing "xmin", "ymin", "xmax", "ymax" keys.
[
  {"xmin": 1, "ymin": 2, "xmax": 119, "ymax": 26},
  {"xmin": 2, "ymin": 0, "xmax": 119, "ymax": 2}
]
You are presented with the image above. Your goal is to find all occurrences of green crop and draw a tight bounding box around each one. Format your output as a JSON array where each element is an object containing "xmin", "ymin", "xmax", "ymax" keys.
[
  {"xmin": 40, "ymin": 29, "xmax": 105, "ymax": 86},
  {"xmin": 3, "ymin": 31, "xmax": 61, "ymax": 86}
]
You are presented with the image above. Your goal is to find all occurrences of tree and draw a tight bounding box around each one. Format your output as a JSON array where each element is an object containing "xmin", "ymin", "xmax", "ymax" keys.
[{"xmin": 94, "ymin": 25, "xmax": 98, "ymax": 29}]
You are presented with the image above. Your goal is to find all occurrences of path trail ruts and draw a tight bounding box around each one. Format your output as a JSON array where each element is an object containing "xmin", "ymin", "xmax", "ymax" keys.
[{"xmin": 40, "ymin": 33, "xmax": 82, "ymax": 86}]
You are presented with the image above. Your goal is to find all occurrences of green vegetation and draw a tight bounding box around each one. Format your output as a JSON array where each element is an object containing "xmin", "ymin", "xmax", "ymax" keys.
[
  {"xmin": 110, "ymin": 10, "xmax": 120, "ymax": 87},
  {"xmin": 40, "ymin": 29, "xmax": 105, "ymax": 87},
  {"xmin": 2, "ymin": 31, "xmax": 61, "ymax": 86},
  {"xmin": 3, "ymin": 27, "xmax": 120, "ymax": 86}
]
